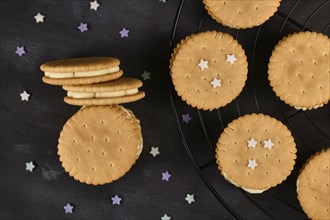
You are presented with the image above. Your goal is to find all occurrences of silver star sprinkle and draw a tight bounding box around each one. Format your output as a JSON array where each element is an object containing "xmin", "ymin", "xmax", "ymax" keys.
[
  {"xmin": 247, "ymin": 159, "xmax": 258, "ymax": 170},
  {"xmin": 150, "ymin": 147, "xmax": 160, "ymax": 157},
  {"xmin": 263, "ymin": 139, "xmax": 274, "ymax": 150},
  {"xmin": 226, "ymin": 54, "xmax": 237, "ymax": 64}
]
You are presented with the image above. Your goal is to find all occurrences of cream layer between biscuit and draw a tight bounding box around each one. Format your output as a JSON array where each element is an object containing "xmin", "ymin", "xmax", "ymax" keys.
[
  {"xmin": 117, "ymin": 105, "xmax": 143, "ymax": 159},
  {"xmin": 67, "ymin": 88, "xmax": 138, "ymax": 99},
  {"xmin": 222, "ymin": 171, "xmax": 267, "ymax": 194},
  {"xmin": 44, "ymin": 66, "xmax": 119, "ymax": 78},
  {"xmin": 294, "ymin": 104, "xmax": 324, "ymax": 111}
]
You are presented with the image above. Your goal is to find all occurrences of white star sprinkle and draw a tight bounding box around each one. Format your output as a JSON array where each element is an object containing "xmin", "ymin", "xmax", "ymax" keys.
[
  {"xmin": 34, "ymin": 13, "xmax": 44, "ymax": 23},
  {"xmin": 161, "ymin": 214, "xmax": 171, "ymax": 220},
  {"xmin": 26, "ymin": 161, "xmax": 35, "ymax": 172},
  {"xmin": 20, "ymin": 91, "xmax": 30, "ymax": 101},
  {"xmin": 263, "ymin": 139, "xmax": 274, "ymax": 150},
  {"xmin": 150, "ymin": 147, "xmax": 160, "ymax": 157},
  {"xmin": 210, "ymin": 78, "xmax": 221, "ymax": 88},
  {"xmin": 247, "ymin": 138, "xmax": 257, "ymax": 148},
  {"xmin": 198, "ymin": 59, "xmax": 208, "ymax": 70},
  {"xmin": 226, "ymin": 54, "xmax": 237, "ymax": 64},
  {"xmin": 159, "ymin": 0, "xmax": 167, "ymax": 3},
  {"xmin": 185, "ymin": 194, "xmax": 195, "ymax": 204},
  {"xmin": 247, "ymin": 159, "xmax": 258, "ymax": 170},
  {"xmin": 90, "ymin": 0, "xmax": 100, "ymax": 11}
]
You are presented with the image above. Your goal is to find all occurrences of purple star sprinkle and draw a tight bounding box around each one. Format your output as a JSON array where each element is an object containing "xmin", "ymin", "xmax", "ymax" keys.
[
  {"xmin": 182, "ymin": 113, "xmax": 191, "ymax": 124},
  {"xmin": 15, "ymin": 46, "xmax": 25, "ymax": 56},
  {"xmin": 119, "ymin": 28, "xmax": 129, "ymax": 38},
  {"xmin": 162, "ymin": 170, "xmax": 171, "ymax": 181},
  {"xmin": 63, "ymin": 203, "xmax": 74, "ymax": 214},
  {"xmin": 111, "ymin": 195, "xmax": 122, "ymax": 205},
  {"xmin": 78, "ymin": 23, "xmax": 88, "ymax": 32}
]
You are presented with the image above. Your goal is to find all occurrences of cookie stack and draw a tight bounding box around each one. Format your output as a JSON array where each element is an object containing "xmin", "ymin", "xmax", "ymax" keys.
[{"xmin": 41, "ymin": 57, "xmax": 145, "ymax": 185}]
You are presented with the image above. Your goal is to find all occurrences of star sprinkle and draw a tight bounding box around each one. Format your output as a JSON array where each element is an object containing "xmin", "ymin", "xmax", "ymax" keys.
[
  {"xmin": 210, "ymin": 78, "xmax": 221, "ymax": 88},
  {"xmin": 263, "ymin": 139, "xmax": 274, "ymax": 150},
  {"xmin": 78, "ymin": 23, "xmax": 88, "ymax": 32},
  {"xmin": 161, "ymin": 214, "xmax": 171, "ymax": 220},
  {"xmin": 198, "ymin": 59, "xmax": 208, "ymax": 70},
  {"xmin": 90, "ymin": 0, "xmax": 100, "ymax": 11},
  {"xmin": 15, "ymin": 46, "xmax": 25, "ymax": 56},
  {"xmin": 247, "ymin": 138, "xmax": 257, "ymax": 148},
  {"xmin": 247, "ymin": 159, "xmax": 258, "ymax": 170},
  {"xmin": 185, "ymin": 194, "xmax": 195, "ymax": 204},
  {"xmin": 34, "ymin": 13, "xmax": 44, "ymax": 23},
  {"xmin": 182, "ymin": 113, "xmax": 191, "ymax": 123},
  {"xmin": 162, "ymin": 171, "xmax": 171, "ymax": 181},
  {"xmin": 150, "ymin": 147, "xmax": 160, "ymax": 157},
  {"xmin": 226, "ymin": 54, "xmax": 237, "ymax": 64},
  {"xmin": 25, "ymin": 161, "xmax": 35, "ymax": 172},
  {"xmin": 159, "ymin": 0, "xmax": 167, "ymax": 3},
  {"xmin": 141, "ymin": 71, "xmax": 151, "ymax": 80},
  {"xmin": 63, "ymin": 203, "xmax": 74, "ymax": 214},
  {"xmin": 111, "ymin": 195, "xmax": 122, "ymax": 205},
  {"xmin": 119, "ymin": 28, "xmax": 129, "ymax": 38},
  {"xmin": 20, "ymin": 91, "xmax": 30, "ymax": 101}
]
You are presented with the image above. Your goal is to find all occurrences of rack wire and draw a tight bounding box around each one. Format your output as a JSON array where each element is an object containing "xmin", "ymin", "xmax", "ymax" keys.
[{"xmin": 169, "ymin": 0, "xmax": 330, "ymax": 219}]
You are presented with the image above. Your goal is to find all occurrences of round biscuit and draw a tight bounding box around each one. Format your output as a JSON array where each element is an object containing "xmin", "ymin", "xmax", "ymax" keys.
[
  {"xmin": 170, "ymin": 31, "xmax": 248, "ymax": 111},
  {"xmin": 216, "ymin": 113, "xmax": 297, "ymax": 192},
  {"xmin": 297, "ymin": 148, "xmax": 330, "ymax": 220},
  {"xmin": 203, "ymin": 0, "xmax": 281, "ymax": 29},
  {"xmin": 58, "ymin": 105, "xmax": 143, "ymax": 185},
  {"xmin": 40, "ymin": 57, "xmax": 120, "ymax": 73},
  {"xmin": 268, "ymin": 32, "xmax": 330, "ymax": 109}
]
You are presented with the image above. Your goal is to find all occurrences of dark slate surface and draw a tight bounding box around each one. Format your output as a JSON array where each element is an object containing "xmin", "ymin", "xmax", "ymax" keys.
[{"xmin": 1, "ymin": 0, "xmax": 329, "ymax": 219}]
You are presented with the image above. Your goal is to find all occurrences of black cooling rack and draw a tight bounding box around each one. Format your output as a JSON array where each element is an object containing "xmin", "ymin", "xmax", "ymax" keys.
[{"xmin": 169, "ymin": 0, "xmax": 330, "ymax": 219}]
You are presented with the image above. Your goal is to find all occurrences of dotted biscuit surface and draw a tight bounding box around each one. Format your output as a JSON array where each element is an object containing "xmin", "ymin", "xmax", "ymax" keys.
[
  {"xmin": 297, "ymin": 148, "xmax": 330, "ymax": 220},
  {"xmin": 40, "ymin": 57, "xmax": 120, "ymax": 73},
  {"xmin": 268, "ymin": 32, "xmax": 330, "ymax": 109},
  {"xmin": 170, "ymin": 31, "xmax": 248, "ymax": 111},
  {"xmin": 216, "ymin": 113, "xmax": 297, "ymax": 191},
  {"xmin": 203, "ymin": 0, "xmax": 281, "ymax": 29},
  {"xmin": 58, "ymin": 105, "xmax": 143, "ymax": 185}
]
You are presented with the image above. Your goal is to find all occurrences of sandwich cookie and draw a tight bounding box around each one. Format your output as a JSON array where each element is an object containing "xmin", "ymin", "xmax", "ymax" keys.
[
  {"xmin": 268, "ymin": 32, "xmax": 330, "ymax": 110},
  {"xmin": 170, "ymin": 31, "xmax": 248, "ymax": 111},
  {"xmin": 62, "ymin": 77, "xmax": 145, "ymax": 106},
  {"xmin": 203, "ymin": 0, "xmax": 281, "ymax": 29},
  {"xmin": 216, "ymin": 113, "xmax": 297, "ymax": 193},
  {"xmin": 41, "ymin": 57, "xmax": 123, "ymax": 85},
  {"xmin": 297, "ymin": 148, "xmax": 329, "ymax": 220},
  {"xmin": 58, "ymin": 105, "xmax": 143, "ymax": 185}
]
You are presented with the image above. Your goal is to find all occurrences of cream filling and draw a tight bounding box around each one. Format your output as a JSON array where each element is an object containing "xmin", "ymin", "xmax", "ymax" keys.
[
  {"xmin": 45, "ymin": 66, "xmax": 119, "ymax": 79},
  {"xmin": 222, "ymin": 171, "xmax": 267, "ymax": 194},
  {"xmin": 116, "ymin": 105, "xmax": 143, "ymax": 159},
  {"xmin": 294, "ymin": 104, "xmax": 324, "ymax": 111},
  {"xmin": 67, "ymin": 88, "xmax": 138, "ymax": 99}
]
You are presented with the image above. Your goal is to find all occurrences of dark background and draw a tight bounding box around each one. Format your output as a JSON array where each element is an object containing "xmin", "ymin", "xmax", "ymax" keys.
[{"xmin": 1, "ymin": 0, "xmax": 329, "ymax": 219}]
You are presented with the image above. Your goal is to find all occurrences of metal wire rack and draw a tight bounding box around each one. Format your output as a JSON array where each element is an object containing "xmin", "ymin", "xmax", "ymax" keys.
[{"xmin": 169, "ymin": 0, "xmax": 330, "ymax": 219}]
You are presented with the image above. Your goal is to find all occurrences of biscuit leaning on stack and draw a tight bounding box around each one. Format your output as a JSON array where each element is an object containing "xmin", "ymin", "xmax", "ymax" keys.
[{"xmin": 41, "ymin": 57, "xmax": 145, "ymax": 185}]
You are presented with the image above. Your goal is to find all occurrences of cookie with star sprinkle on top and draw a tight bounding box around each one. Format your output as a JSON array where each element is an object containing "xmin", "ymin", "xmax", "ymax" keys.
[
  {"xmin": 203, "ymin": 0, "xmax": 281, "ymax": 29},
  {"xmin": 216, "ymin": 113, "xmax": 297, "ymax": 193},
  {"xmin": 170, "ymin": 31, "xmax": 248, "ymax": 111}
]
